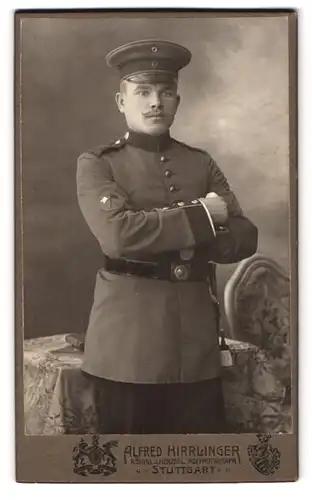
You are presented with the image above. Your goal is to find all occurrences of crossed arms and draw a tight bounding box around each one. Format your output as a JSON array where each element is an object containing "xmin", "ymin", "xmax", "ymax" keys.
[{"xmin": 77, "ymin": 152, "xmax": 258, "ymax": 264}]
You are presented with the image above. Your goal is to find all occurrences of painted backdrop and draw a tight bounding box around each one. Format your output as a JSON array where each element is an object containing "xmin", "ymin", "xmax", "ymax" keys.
[{"xmin": 20, "ymin": 15, "xmax": 290, "ymax": 338}]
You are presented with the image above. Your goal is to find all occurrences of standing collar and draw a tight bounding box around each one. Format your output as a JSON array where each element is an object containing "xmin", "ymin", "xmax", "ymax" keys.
[{"xmin": 125, "ymin": 129, "xmax": 172, "ymax": 152}]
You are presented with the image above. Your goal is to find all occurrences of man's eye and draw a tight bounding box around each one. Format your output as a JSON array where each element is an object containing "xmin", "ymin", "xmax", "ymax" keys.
[{"xmin": 138, "ymin": 90, "xmax": 150, "ymax": 96}]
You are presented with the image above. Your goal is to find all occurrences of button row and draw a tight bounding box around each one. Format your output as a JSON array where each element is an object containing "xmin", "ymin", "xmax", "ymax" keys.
[
  {"xmin": 172, "ymin": 200, "xmax": 196, "ymax": 207},
  {"xmin": 159, "ymin": 157, "xmax": 179, "ymax": 194},
  {"xmin": 160, "ymin": 199, "xmax": 200, "ymax": 211}
]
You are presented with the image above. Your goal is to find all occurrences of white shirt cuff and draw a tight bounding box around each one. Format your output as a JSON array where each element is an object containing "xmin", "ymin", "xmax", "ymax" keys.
[{"xmin": 198, "ymin": 199, "xmax": 217, "ymax": 237}]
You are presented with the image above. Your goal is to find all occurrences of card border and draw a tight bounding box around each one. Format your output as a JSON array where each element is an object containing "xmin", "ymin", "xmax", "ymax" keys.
[{"xmin": 14, "ymin": 8, "xmax": 298, "ymax": 483}]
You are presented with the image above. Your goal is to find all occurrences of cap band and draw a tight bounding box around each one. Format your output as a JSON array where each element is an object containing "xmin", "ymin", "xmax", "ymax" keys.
[
  {"xmin": 118, "ymin": 57, "xmax": 178, "ymax": 81},
  {"xmin": 122, "ymin": 71, "xmax": 178, "ymax": 84}
]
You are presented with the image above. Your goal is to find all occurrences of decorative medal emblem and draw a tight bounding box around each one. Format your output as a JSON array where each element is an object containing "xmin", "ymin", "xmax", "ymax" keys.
[
  {"xmin": 72, "ymin": 435, "xmax": 118, "ymax": 476},
  {"xmin": 247, "ymin": 434, "xmax": 281, "ymax": 475}
]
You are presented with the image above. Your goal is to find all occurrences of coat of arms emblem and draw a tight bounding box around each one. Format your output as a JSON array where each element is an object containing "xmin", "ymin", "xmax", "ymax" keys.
[
  {"xmin": 72, "ymin": 435, "xmax": 118, "ymax": 476},
  {"xmin": 247, "ymin": 434, "xmax": 281, "ymax": 475}
]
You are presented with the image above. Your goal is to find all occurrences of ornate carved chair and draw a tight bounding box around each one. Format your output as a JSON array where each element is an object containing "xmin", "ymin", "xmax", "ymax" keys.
[{"xmin": 221, "ymin": 254, "xmax": 292, "ymax": 433}]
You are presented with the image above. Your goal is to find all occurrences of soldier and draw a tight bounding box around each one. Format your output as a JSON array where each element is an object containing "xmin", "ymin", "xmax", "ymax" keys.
[{"xmin": 77, "ymin": 39, "xmax": 258, "ymax": 434}]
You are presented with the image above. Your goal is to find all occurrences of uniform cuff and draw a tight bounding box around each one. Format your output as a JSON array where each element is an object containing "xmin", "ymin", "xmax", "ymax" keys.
[
  {"xmin": 184, "ymin": 201, "xmax": 216, "ymax": 245},
  {"xmin": 198, "ymin": 199, "xmax": 216, "ymax": 237}
]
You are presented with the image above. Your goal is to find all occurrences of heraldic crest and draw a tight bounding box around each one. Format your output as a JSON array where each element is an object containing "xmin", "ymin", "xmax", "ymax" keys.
[
  {"xmin": 247, "ymin": 434, "xmax": 281, "ymax": 475},
  {"xmin": 73, "ymin": 435, "xmax": 118, "ymax": 476}
]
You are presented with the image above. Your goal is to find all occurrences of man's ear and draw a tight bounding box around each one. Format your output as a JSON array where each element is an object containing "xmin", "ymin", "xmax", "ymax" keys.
[
  {"xmin": 176, "ymin": 94, "xmax": 181, "ymax": 110},
  {"xmin": 115, "ymin": 92, "xmax": 125, "ymax": 114}
]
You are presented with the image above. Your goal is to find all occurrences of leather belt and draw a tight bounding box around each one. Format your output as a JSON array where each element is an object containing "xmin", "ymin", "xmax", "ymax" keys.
[{"xmin": 104, "ymin": 255, "xmax": 214, "ymax": 282}]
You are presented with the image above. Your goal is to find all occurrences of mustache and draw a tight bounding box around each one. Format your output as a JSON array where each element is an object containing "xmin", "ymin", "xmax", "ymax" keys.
[{"xmin": 143, "ymin": 111, "xmax": 165, "ymax": 117}]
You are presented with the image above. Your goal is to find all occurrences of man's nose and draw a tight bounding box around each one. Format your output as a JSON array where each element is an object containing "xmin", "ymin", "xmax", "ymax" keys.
[{"xmin": 149, "ymin": 92, "xmax": 162, "ymax": 108}]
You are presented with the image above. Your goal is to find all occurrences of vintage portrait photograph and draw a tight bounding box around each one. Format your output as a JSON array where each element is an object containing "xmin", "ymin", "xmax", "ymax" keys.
[{"xmin": 15, "ymin": 10, "xmax": 297, "ymax": 482}]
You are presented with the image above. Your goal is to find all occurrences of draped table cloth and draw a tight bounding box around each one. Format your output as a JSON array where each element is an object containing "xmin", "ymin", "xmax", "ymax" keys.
[{"xmin": 24, "ymin": 334, "xmax": 291, "ymax": 435}]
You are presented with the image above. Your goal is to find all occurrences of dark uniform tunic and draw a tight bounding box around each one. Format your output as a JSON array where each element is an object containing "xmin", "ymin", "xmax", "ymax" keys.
[{"xmin": 77, "ymin": 131, "xmax": 258, "ymax": 390}]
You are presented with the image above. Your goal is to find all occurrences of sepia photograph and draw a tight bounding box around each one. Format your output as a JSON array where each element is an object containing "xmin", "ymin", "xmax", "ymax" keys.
[{"xmin": 15, "ymin": 10, "xmax": 297, "ymax": 482}]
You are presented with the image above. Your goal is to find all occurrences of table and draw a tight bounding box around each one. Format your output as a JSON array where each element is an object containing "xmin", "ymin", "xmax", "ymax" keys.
[{"xmin": 24, "ymin": 335, "xmax": 292, "ymax": 435}]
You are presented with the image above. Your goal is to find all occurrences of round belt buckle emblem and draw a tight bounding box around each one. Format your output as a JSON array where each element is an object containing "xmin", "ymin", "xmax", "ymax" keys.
[{"xmin": 173, "ymin": 265, "xmax": 189, "ymax": 281}]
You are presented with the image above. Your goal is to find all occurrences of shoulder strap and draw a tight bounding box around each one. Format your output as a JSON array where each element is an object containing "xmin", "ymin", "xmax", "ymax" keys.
[
  {"xmin": 172, "ymin": 138, "xmax": 210, "ymax": 157},
  {"xmin": 85, "ymin": 137, "xmax": 127, "ymax": 157}
]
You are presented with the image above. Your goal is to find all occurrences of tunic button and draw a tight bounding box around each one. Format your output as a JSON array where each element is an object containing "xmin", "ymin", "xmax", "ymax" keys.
[
  {"xmin": 164, "ymin": 169, "xmax": 172, "ymax": 178},
  {"xmin": 169, "ymin": 185, "xmax": 177, "ymax": 193},
  {"xmin": 160, "ymin": 156, "xmax": 167, "ymax": 163}
]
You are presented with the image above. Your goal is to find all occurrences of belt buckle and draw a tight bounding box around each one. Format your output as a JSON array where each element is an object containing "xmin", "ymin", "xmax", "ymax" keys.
[{"xmin": 171, "ymin": 263, "xmax": 190, "ymax": 281}]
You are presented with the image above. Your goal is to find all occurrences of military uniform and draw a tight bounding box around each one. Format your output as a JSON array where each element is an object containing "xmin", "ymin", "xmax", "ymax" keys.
[{"xmin": 77, "ymin": 40, "xmax": 258, "ymax": 434}]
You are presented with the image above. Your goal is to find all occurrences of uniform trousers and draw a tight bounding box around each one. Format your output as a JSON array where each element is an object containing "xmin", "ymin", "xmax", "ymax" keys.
[{"xmin": 82, "ymin": 372, "xmax": 226, "ymax": 434}]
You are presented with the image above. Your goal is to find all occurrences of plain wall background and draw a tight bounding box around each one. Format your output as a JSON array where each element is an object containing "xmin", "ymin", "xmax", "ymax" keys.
[{"xmin": 20, "ymin": 14, "xmax": 290, "ymax": 338}]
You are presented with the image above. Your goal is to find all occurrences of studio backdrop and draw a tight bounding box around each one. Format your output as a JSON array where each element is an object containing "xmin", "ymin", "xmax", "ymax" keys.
[{"xmin": 20, "ymin": 15, "xmax": 290, "ymax": 338}]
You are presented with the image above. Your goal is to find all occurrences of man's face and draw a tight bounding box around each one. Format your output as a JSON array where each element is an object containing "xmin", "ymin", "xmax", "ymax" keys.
[{"xmin": 115, "ymin": 79, "xmax": 180, "ymax": 136}]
